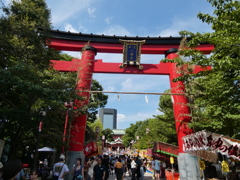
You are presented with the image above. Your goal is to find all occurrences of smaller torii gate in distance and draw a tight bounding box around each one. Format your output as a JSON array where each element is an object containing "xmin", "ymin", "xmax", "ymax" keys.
[{"xmin": 49, "ymin": 30, "xmax": 214, "ymax": 180}]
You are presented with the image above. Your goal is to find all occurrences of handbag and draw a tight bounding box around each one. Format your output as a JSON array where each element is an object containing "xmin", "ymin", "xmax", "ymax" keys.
[{"xmin": 76, "ymin": 175, "xmax": 82, "ymax": 180}]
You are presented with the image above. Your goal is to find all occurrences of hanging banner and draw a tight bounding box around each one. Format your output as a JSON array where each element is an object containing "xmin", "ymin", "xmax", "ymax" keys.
[
  {"xmin": 183, "ymin": 130, "xmax": 240, "ymax": 161},
  {"xmin": 83, "ymin": 141, "xmax": 98, "ymax": 157}
]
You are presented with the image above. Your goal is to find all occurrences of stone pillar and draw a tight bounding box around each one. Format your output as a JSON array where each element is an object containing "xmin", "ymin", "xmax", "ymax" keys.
[
  {"xmin": 165, "ymin": 48, "xmax": 200, "ymax": 180},
  {"xmin": 67, "ymin": 45, "xmax": 97, "ymax": 179},
  {"xmin": 178, "ymin": 153, "xmax": 201, "ymax": 180}
]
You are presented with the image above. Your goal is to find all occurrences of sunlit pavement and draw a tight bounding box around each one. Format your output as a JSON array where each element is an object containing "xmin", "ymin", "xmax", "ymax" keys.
[{"xmin": 107, "ymin": 171, "xmax": 166, "ymax": 180}]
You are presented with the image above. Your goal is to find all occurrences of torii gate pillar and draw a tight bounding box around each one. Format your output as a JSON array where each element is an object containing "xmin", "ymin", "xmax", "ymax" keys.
[
  {"xmin": 166, "ymin": 48, "xmax": 200, "ymax": 180},
  {"xmin": 67, "ymin": 45, "xmax": 96, "ymax": 175},
  {"xmin": 166, "ymin": 48, "xmax": 193, "ymax": 153}
]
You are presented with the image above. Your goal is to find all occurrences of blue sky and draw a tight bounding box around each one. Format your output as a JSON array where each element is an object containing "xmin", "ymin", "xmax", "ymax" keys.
[{"xmin": 4, "ymin": 0, "xmax": 214, "ymax": 129}]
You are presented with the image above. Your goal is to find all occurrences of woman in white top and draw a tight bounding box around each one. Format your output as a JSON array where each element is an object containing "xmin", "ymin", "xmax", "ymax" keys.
[
  {"xmin": 131, "ymin": 157, "xmax": 137, "ymax": 180},
  {"xmin": 88, "ymin": 157, "xmax": 97, "ymax": 180}
]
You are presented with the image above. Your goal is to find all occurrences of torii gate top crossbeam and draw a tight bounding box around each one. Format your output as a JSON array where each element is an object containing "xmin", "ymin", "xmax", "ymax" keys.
[
  {"xmin": 49, "ymin": 30, "xmax": 214, "ymax": 54},
  {"xmin": 51, "ymin": 59, "xmax": 210, "ymax": 75}
]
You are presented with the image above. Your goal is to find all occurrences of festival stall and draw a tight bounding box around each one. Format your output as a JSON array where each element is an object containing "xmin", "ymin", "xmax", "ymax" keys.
[
  {"xmin": 146, "ymin": 149, "xmax": 153, "ymax": 159},
  {"xmin": 154, "ymin": 141, "xmax": 179, "ymax": 157},
  {"xmin": 183, "ymin": 130, "xmax": 240, "ymax": 179},
  {"xmin": 153, "ymin": 141, "xmax": 180, "ymax": 180}
]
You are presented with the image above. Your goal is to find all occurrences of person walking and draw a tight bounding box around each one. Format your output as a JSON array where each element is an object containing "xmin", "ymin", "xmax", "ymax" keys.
[
  {"xmin": 72, "ymin": 158, "xmax": 84, "ymax": 180},
  {"xmin": 53, "ymin": 157, "xmax": 69, "ymax": 180},
  {"xmin": 135, "ymin": 156, "xmax": 142, "ymax": 180},
  {"xmin": 114, "ymin": 158, "xmax": 123, "ymax": 180},
  {"xmin": 140, "ymin": 159, "xmax": 145, "ymax": 180},
  {"xmin": 151, "ymin": 157, "xmax": 155, "ymax": 180},
  {"xmin": 102, "ymin": 155, "xmax": 110, "ymax": 180},
  {"xmin": 88, "ymin": 157, "xmax": 97, "ymax": 180},
  {"xmin": 109, "ymin": 157, "xmax": 116, "ymax": 175},
  {"xmin": 131, "ymin": 157, "xmax": 137, "ymax": 180},
  {"xmin": 93, "ymin": 158, "xmax": 106, "ymax": 180},
  {"xmin": 154, "ymin": 159, "xmax": 161, "ymax": 180}
]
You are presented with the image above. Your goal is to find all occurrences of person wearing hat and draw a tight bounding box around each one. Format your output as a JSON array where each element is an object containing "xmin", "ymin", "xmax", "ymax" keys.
[{"xmin": 53, "ymin": 156, "xmax": 69, "ymax": 180}]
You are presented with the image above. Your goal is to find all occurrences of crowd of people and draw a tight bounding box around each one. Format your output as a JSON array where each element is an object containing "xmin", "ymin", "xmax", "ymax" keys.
[
  {"xmin": 0, "ymin": 154, "xmax": 166, "ymax": 180},
  {"xmin": 81, "ymin": 154, "xmax": 166, "ymax": 180},
  {"xmin": 83, "ymin": 155, "xmax": 149, "ymax": 180},
  {"xmin": 53, "ymin": 155, "xmax": 154, "ymax": 180}
]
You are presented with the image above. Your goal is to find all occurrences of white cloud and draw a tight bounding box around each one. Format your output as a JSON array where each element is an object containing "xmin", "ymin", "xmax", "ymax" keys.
[
  {"xmin": 50, "ymin": 0, "xmax": 95, "ymax": 26},
  {"xmin": 104, "ymin": 17, "xmax": 112, "ymax": 24},
  {"xmin": 121, "ymin": 78, "xmax": 133, "ymax": 90},
  {"xmin": 155, "ymin": 109, "xmax": 162, "ymax": 114},
  {"xmin": 117, "ymin": 112, "xmax": 161, "ymax": 124},
  {"xmin": 100, "ymin": 25, "xmax": 131, "ymax": 36},
  {"xmin": 5, "ymin": 0, "xmax": 12, "ymax": 4},
  {"xmin": 3, "ymin": 0, "xmax": 20, "ymax": 6},
  {"xmin": 158, "ymin": 17, "xmax": 212, "ymax": 37},
  {"xmin": 117, "ymin": 114, "xmax": 126, "ymax": 122},
  {"xmin": 119, "ymin": 75, "xmax": 170, "ymax": 92},
  {"xmin": 87, "ymin": 7, "xmax": 96, "ymax": 18},
  {"xmin": 64, "ymin": 23, "xmax": 78, "ymax": 33},
  {"xmin": 64, "ymin": 23, "xmax": 88, "ymax": 33},
  {"xmin": 104, "ymin": 86, "xmax": 115, "ymax": 91}
]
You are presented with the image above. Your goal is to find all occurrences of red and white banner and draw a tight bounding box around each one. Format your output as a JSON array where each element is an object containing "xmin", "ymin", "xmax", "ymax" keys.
[
  {"xmin": 83, "ymin": 141, "xmax": 98, "ymax": 157},
  {"xmin": 183, "ymin": 131, "xmax": 240, "ymax": 160}
]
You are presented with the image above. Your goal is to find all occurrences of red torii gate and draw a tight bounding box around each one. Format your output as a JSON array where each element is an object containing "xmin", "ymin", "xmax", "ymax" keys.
[{"xmin": 49, "ymin": 30, "xmax": 213, "ymax": 166}]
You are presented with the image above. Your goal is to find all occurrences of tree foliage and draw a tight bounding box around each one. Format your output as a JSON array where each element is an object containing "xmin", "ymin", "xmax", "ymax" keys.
[
  {"xmin": 101, "ymin": 128, "xmax": 114, "ymax": 142},
  {"xmin": 0, "ymin": 0, "xmax": 75, "ymax": 159},
  {"xmin": 122, "ymin": 121, "xmax": 143, "ymax": 147},
  {"xmin": 164, "ymin": 0, "xmax": 240, "ymax": 138},
  {"xmin": 0, "ymin": 0, "xmax": 107, "ymax": 161}
]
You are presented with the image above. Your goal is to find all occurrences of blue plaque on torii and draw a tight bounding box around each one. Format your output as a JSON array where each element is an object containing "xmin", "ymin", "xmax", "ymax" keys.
[{"xmin": 119, "ymin": 39, "xmax": 145, "ymax": 70}]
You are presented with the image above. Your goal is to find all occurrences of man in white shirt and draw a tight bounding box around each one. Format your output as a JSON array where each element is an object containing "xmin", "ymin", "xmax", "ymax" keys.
[{"xmin": 53, "ymin": 158, "xmax": 69, "ymax": 180}]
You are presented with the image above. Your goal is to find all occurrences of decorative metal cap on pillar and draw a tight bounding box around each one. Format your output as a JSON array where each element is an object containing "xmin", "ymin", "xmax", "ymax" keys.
[
  {"xmin": 165, "ymin": 48, "xmax": 178, "ymax": 58},
  {"xmin": 81, "ymin": 45, "xmax": 97, "ymax": 55}
]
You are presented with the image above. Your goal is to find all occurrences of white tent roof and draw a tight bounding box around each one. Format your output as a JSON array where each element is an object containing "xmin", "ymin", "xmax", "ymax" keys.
[{"xmin": 38, "ymin": 147, "xmax": 56, "ymax": 152}]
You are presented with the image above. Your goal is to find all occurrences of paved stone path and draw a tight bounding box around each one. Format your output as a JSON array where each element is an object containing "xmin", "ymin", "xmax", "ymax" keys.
[{"xmin": 107, "ymin": 171, "xmax": 166, "ymax": 180}]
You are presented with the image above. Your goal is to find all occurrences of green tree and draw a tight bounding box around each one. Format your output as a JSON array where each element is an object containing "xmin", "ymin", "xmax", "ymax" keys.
[
  {"xmin": 101, "ymin": 128, "xmax": 114, "ymax": 142},
  {"xmin": 0, "ymin": 0, "xmax": 92, "ymax": 160},
  {"xmin": 134, "ymin": 116, "xmax": 177, "ymax": 149},
  {"xmin": 158, "ymin": 89, "xmax": 174, "ymax": 120},
  {"xmin": 88, "ymin": 119, "xmax": 103, "ymax": 145},
  {"xmin": 0, "ymin": 0, "xmax": 108, "ymax": 161},
  {"xmin": 166, "ymin": 0, "xmax": 240, "ymax": 137},
  {"xmin": 88, "ymin": 80, "xmax": 108, "ymax": 123},
  {"xmin": 122, "ymin": 121, "xmax": 143, "ymax": 147}
]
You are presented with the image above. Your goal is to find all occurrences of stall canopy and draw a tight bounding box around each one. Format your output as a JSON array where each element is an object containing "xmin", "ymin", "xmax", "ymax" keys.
[
  {"xmin": 183, "ymin": 130, "xmax": 240, "ymax": 163},
  {"xmin": 38, "ymin": 147, "xmax": 55, "ymax": 151},
  {"xmin": 154, "ymin": 141, "xmax": 179, "ymax": 157}
]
